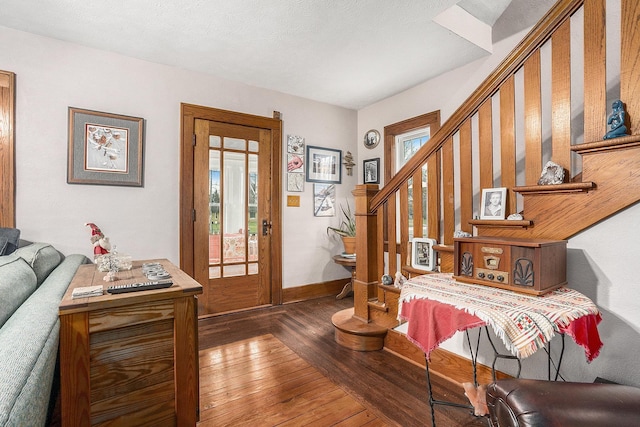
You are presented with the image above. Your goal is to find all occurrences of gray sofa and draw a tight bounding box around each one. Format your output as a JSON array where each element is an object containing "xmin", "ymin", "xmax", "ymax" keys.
[{"xmin": 0, "ymin": 241, "xmax": 88, "ymax": 426}]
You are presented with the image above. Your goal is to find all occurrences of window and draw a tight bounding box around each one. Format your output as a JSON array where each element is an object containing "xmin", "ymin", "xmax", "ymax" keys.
[
  {"xmin": 383, "ymin": 110, "xmax": 440, "ymax": 243},
  {"xmin": 384, "ymin": 110, "xmax": 440, "ymax": 182},
  {"xmin": 395, "ymin": 127, "xmax": 431, "ymax": 170}
]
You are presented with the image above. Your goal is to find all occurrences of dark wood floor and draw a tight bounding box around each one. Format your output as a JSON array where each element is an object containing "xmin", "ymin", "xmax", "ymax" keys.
[{"xmin": 197, "ymin": 295, "xmax": 489, "ymax": 427}]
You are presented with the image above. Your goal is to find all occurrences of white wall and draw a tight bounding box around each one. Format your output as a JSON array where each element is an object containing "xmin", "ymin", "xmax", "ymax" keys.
[
  {"xmin": 0, "ymin": 25, "xmax": 357, "ymax": 289},
  {"xmin": 357, "ymin": 27, "xmax": 640, "ymax": 386}
]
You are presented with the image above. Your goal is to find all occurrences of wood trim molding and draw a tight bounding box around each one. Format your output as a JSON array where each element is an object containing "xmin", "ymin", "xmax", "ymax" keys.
[
  {"xmin": 282, "ymin": 279, "xmax": 348, "ymax": 303},
  {"xmin": 179, "ymin": 103, "xmax": 283, "ymax": 306},
  {"xmin": 0, "ymin": 70, "xmax": 16, "ymax": 228}
]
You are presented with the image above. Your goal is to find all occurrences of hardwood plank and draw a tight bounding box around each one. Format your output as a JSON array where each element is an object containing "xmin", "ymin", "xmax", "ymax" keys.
[
  {"xmin": 387, "ymin": 196, "xmax": 397, "ymax": 275},
  {"xmin": 174, "ymin": 296, "xmax": 199, "ymax": 426},
  {"xmin": 0, "ymin": 70, "xmax": 15, "ymax": 228},
  {"xmin": 399, "ymin": 183, "xmax": 409, "ymax": 265},
  {"xmin": 524, "ymin": 50, "xmax": 543, "ymax": 185},
  {"xmin": 426, "ymin": 152, "xmax": 441, "ymax": 240},
  {"xmin": 583, "ymin": 0, "xmax": 607, "ymax": 143},
  {"xmin": 551, "ymin": 19, "xmax": 572, "ymax": 173},
  {"xmin": 412, "ymin": 168, "xmax": 423, "ymax": 238},
  {"xmin": 621, "ymin": 0, "xmax": 640, "ymax": 135},
  {"xmin": 478, "ymin": 99, "xmax": 494, "ymax": 190},
  {"xmin": 195, "ymin": 297, "xmax": 488, "ymax": 427},
  {"xmin": 458, "ymin": 120, "xmax": 473, "ymax": 233},
  {"xmin": 441, "ymin": 138, "xmax": 455, "ymax": 246},
  {"xmin": 500, "ymin": 76, "xmax": 517, "ymax": 215}
]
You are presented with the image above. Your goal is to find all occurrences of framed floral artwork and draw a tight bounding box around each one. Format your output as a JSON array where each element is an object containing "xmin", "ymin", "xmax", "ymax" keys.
[{"xmin": 67, "ymin": 107, "xmax": 144, "ymax": 186}]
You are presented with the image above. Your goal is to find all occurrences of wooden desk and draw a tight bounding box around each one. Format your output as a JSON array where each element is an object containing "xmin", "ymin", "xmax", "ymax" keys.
[
  {"xmin": 59, "ymin": 259, "xmax": 202, "ymax": 426},
  {"xmin": 333, "ymin": 254, "xmax": 355, "ymax": 299}
]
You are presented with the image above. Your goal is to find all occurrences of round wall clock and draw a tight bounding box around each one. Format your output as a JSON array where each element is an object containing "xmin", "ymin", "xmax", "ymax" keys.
[{"xmin": 363, "ymin": 129, "xmax": 380, "ymax": 149}]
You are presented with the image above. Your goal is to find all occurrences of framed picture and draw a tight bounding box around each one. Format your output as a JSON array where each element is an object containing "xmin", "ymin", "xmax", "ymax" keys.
[
  {"xmin": 363, "ymin": 129, "xmax": 380, "ymax": 149},
  {"xmin": 67, "ymin": 107, "xmax": 144, "ymax": 186},
  {"xmin": 306, "ymin": 145, "xmax": 342, "ymax": 184},
  {"xmin": 411, "ymin": 237, "xmax": 437, "ymax": 271},
  {"xmin": 287, "ymin": 172, "xmax": 304, "ymax": 192},
  {"xmin": 287, "ymin": 135, "xmax": 305, "ymax": 154},
  {"xmin": 313, "ymin": 183, "xmax": 336, "ymax": 217},
  {"xmin": 480, "ymin": 187, "xmax": 507, "ymax": 219},
  {"xmin": 363, "ymin": 158, "xmax": 380, "ymax": 184}
]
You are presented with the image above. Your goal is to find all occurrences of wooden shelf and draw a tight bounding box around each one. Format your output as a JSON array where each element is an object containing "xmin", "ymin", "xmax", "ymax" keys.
[
  {"xmin": 378, "ymin": 283, "xmax": 401, "ymax": 294},
  {"xmin": 469, "ymin": 219, "xmax": 532, "ymax": 228},
  {"xmin": 571, "ymin": 134, "xmax": 640, "ymax": 154},
  {"xmin": 513, "ymin": 182, "xmax": 595, "ymax": 195}
]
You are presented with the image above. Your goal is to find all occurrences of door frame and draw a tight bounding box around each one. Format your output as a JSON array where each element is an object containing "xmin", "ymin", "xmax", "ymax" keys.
[{"xmin": 180, "ymin": 103, "xmax": 283, "ymax": 308}]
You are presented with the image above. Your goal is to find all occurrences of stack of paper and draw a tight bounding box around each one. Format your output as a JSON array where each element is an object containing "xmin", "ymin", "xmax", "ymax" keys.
[{"xmin": 72, "ymin": 285, "xmax": 104, "ymax": 299}]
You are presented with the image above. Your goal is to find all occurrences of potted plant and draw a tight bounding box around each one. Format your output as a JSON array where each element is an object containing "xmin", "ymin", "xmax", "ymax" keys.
[{"xmin": 327, "ymin": 203, "xmax": 356, "ymax": 254}]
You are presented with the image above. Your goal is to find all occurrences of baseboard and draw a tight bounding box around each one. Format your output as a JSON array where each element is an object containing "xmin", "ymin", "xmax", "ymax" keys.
[
  {"xmin": 384, "ymin": 328, "xmax": 510, "ymax": 388},
  {"xmin": 282, "ymin": 278, "xmax": 349, "ymax": 303}
]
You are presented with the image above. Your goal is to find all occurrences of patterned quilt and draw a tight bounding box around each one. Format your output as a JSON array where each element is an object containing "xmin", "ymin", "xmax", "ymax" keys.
[{"xmin": 398, "ymin": 273, "xmax": 602, "ymax": 360}]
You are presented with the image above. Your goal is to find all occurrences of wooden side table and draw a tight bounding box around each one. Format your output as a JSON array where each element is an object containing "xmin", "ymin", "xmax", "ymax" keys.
[
  {"xmin": 333, "ymin": 254, "xmax": 356, "ymax": 299},
  {"xmin": 58, "ymin": 259, "xmax": 202, "ymax": 426}
]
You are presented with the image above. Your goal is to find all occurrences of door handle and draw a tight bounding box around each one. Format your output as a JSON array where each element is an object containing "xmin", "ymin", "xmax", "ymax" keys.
[{"xmin": 262, "ymin": 220, "xmax": 272, "ymax": 236}]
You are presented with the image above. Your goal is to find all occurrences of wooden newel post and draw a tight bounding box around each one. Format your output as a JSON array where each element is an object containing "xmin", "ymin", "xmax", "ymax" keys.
[{"xmin": 352, "ymin": 184, "xmax": 379, "ymax": 322}]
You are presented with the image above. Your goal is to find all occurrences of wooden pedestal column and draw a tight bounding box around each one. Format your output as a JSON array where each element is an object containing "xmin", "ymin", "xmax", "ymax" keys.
[{"xmin": 332, "ymin": 184, "xmax": 387, "ymax": 350}]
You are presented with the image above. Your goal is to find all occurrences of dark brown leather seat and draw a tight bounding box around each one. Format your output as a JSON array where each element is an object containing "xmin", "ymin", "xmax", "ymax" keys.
[{"xmin": 486, "ymin": 378, "xmax": 640, "ymax": 427}]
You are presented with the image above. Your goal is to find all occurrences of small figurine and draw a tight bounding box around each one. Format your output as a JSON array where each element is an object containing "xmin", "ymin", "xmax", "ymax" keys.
[
  {"xmin": 603, "ymin": 99, "xmax": 629, "ymax": 139},
  {"xmin": 463, "ymin": 382, "xmax": 489, "ymax": 416},
  {"xmin": 343, "ymin": 151, "xmax": 355, "ymax": 176},
  {"xmin": 85, "ymin": 222, "xmax": 111, "ymax": 261},
  {"xmin": 394, "ymin": 271, "xmax": 407, "ymax": 288},
  {"xmin": 381, "ymin": 274, "xmax": 393, "ymax": 286}
]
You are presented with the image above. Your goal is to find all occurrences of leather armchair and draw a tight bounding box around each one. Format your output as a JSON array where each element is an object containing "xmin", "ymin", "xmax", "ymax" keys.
[{"xmin": 486, "ymin": 378, "xmax": 640, "ymax": 426}]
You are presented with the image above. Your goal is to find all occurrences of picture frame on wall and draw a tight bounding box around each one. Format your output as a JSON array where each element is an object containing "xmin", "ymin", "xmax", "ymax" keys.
[
  {"xmin": 480, "ymin": 187, "xmax": 507, "ymax": 220},
  {"xmin": 67, "ymin": 107, "xmax": 144, "ymax": 186},
  {"xmin": 411, "ymin": 237, "xmax": 437, "ymax": 271},
  {"xmin": 313, "ymin": 183, "xmax": 336, "ymax": 217},
  {"xmin": 363, "ymin": 157, "xmax": 380, "ymax": 184},
  {"xmin": 306, "ymin": 145, "xmax": 342, "ymax": 184}
]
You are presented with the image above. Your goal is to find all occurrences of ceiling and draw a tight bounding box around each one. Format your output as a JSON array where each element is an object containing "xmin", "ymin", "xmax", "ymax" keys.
[{"xmin": 0, "ymin": 0, "xmax": 556, "ymax": 110}]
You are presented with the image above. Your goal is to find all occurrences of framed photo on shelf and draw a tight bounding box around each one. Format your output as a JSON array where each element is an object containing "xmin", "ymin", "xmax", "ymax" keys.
[
  {"xmin": 67, "ymin": 107, "xmax": 144, "ymax": 186},
  {"xmin": 313, "ymin": 183, "xmax": 336, "ymax": 217},
  {"xmin": 480, "ymin": 187, "xmax": 507, "ymax": 220},
  {"xmin": 411, "ymin": 237, "xmax": 437, "ymax": 271},
  {"xmin": 363, "ymin": 158, "xmax": 380, "ymax": 184},
  {"xmin": 306, "ymin": 145, "xmax": 342, "ymax": 184}
]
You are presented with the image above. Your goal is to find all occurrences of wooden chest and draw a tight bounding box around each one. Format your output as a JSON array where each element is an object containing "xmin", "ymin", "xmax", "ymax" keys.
[{"xmin": 453, "ymin": 236, "xmax": 567, "ymax": 295}]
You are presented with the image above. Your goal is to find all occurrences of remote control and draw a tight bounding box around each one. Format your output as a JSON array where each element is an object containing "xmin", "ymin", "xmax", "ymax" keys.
[{"xmin": 106, "ymin": 279, "xmax": 174, "ymax": 294}]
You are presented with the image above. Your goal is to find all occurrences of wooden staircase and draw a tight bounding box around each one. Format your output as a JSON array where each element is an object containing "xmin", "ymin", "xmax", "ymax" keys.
[{"xmin": 333, "ymin": 0, "xmax": 640, "ymax": 382}]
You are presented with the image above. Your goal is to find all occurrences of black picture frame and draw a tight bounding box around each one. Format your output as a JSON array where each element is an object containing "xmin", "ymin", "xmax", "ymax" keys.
[
  {"xmin": 305, "ymin": 145, "xmax": 342, "ymax": 184},
  {"xmin": 363, "ymin": 158, "xmax": 380, "ymax": 184}
]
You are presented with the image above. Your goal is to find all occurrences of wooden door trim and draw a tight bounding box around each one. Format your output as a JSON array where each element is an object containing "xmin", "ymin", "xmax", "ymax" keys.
[
  {"xmin": 0, "ymin": 70, "xmax": 16, "ymax": 228},
  {"xmin": 180, "ymin": 103, "xmax": 282, "ymax": 306}
]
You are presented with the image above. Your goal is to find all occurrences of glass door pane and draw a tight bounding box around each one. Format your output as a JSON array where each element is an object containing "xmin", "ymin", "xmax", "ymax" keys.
[{"xmin": 208, "ymin": 135, "xmax": 261, "ymax": 280}]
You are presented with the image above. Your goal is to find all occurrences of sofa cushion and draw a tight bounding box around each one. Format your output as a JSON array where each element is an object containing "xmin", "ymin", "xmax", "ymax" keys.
[
  {"xmin": 0, "ymin": 255, "xmax": 37, "ymax": 328},
  {"xmin": 0, "ymin": 254, "xmax": 87, "ymax": 427},
  {"xmin": 14, "ymin": 243, "xmax": 63, "ymax": 287},
  {"xmin": 0, "ymin": 228, "xmax": 20, "ymax": 256}
]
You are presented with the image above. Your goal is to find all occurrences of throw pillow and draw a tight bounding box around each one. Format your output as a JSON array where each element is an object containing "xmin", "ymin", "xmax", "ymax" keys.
[{"xmin": 0, "ymin": 228, "xmax": 20, "ymax": 256}]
